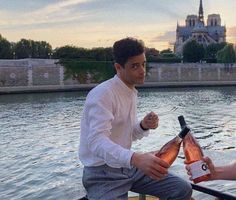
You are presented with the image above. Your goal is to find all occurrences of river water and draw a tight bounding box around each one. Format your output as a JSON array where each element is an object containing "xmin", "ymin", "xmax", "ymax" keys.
[{"xmin": 0, "ymin": 86, "xmax": 235, "ymax": 200}]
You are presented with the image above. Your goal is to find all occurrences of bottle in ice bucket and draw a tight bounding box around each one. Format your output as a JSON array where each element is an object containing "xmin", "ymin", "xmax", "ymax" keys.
[
  {"xmin": 155, "ymin": 126, "xmax": 190, "ymax": 166},
  {"xmin": 178, "ymin": 115, "xmax": 210, "ymax": 184}
]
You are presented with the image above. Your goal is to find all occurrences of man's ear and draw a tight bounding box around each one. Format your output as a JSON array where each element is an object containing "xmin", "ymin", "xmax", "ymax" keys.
[{"xmin": 114, "ymin": 63, "xmax": 122, "ymax": 72}]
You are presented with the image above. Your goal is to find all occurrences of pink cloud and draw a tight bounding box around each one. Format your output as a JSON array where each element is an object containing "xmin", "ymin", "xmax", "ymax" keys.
[
  {"xmin": 150, "ymin": 31, "xmax": 176, "ymax": 43},
  {"xmin": 227, "ymin": 26, "xmax": 236, "ymax": 43},
  {"xmin": 228, "ymin": 26, "xmax": 236, "ymax": 35}
]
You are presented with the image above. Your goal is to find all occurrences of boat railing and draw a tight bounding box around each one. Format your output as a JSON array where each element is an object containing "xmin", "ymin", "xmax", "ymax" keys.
[
  {"xmin": 79, "ymin": 183, "xmax": 236, "ymax": 200},
  {"xmin": 138, "ymin": 183, "xmax": 236, "ymax": 200}
]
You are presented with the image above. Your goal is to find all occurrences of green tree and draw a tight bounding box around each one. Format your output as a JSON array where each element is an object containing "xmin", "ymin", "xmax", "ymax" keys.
[
  {"xmin": 36, "ymin": 41, "xmax": 52, "ymax": 58},
  {"xmin": 15, "ymin": 39, "xmax": 52, "ymax": 59},
  {"xmin": 145, "ymin": 47, "xmax": 159, "ymax": 61},
  {"xmin": 89, "ymin": 47, "xmax": 113, "ymax": 61},
  {"xmin": 216, "ymin": 43, "xmax": 236, "ymax": 63},
  {"xmin": 205, "ymin": 42, "xmax": 226, "ymax": 62},
  {"xmin": 183, "ymin": 40, "xmax": 205, "ymax": 63},
  {"xmin": 61, "ymin": 60, "xmax": 115, "ymax": 83},
  {"xmin": 54, "ymin": 46, "xmax": 113, "ymax": 61},
  {"xmin": 54, "ymin": 46, "xmax": 86, "ymax": 59},
  {"xmin": 234, "ymin": 44, "xmax": 236, "ymax": 56},
  {"xmin": 0, "ymin": 34, "xmax": 12, "ymax": 59},
  {"xmin": 15, "ymin": 39, "xmax": 32, "ymax": 58},
  {"xmin": 160, "ymin": 48, "xmax": 172, "ymax": 54},
  {"xmin": 159, "ymin": 48, "xmax": 176, "ymax": 58}
]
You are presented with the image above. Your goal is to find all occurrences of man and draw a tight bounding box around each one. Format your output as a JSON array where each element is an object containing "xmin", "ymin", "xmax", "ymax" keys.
[
  {"xmin": 79, "ymin": 37, "xmax": 192, "ymax": 199},
  {"xmin": 186, "ymin": 157, "xmax": 236, "ymax": 180}
]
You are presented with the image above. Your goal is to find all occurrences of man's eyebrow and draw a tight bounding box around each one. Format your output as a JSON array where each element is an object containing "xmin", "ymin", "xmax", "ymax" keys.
[
  {"xmin": 132, "ymin": 61, "xmax": 146, "ymax": 65},
  {"xmin": 131, "ymin": 62, "xmax": 140, "ymax": 65}
]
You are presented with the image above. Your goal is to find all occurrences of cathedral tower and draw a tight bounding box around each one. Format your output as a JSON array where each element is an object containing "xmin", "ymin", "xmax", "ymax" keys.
[
  {"xmin": 174, "ymin": 0, "xmax": 226, "ymax": 55},
  {"xmin": 198, "ymin": 0, "xmax": 204, "ymax": 24}
]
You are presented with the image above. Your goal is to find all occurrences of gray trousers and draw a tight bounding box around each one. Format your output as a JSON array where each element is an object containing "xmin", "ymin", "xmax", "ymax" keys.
[{"xmin": 82, "ymin": 164, "xmax": 192, "ymax": 200}]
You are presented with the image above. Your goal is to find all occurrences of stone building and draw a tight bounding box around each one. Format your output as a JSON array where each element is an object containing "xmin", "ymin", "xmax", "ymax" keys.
[{"xmin": 174, "ymin": 0, "xmax": 226, "ymax": 55}]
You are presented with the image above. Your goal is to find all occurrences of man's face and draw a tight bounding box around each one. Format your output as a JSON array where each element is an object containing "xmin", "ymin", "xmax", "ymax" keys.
[{"xmin": 116, "ymin": 53, "xmax": 146, "ymax": 89}]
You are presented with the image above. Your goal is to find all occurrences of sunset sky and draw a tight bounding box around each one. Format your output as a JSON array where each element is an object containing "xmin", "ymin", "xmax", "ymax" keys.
[{"xmin": 0, "ymin": 0, "xmax": 235, "ymax": 51}]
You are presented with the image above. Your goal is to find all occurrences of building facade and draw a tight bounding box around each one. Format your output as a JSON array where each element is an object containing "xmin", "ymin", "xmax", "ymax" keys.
[{"xmin": 174, "ymin": 0, "xmax": 226, "ymax": 55}]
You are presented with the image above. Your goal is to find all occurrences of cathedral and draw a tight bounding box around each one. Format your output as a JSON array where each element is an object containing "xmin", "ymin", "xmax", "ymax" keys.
[{"xmin": 174, "ymin": 0, "xmax": 226, "ymax": 55}]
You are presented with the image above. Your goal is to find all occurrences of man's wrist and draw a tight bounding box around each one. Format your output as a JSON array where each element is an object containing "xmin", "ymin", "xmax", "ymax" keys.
[
  {"xmin": 213, "ymin": 167, "xmax": 224, "ymax": 180},
  {"xmin": 140, "ymin": 121, "xmax": 149, "ymax": 131},
  {"xmin": 131, "ymin": 152, "xmax": 141, "ymax": 167}
]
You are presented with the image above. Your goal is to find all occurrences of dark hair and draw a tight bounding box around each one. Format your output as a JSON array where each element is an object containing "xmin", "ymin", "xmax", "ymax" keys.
[{"xmin": 113, "ymin": 37, "xmax": 145, "ymax": 66}]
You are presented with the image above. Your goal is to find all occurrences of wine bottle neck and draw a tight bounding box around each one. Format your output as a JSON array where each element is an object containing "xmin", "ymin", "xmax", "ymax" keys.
[
  {"xmin": 178, "ymin": 126, "xmax": 190, "ymax": 139},
  {"xmin": 178, "ymin": 115, "xmax": 187, "ymax": 128},
  {"xmin": 176, "ymin": 135, "xmax": 183, "ymax": 143}
]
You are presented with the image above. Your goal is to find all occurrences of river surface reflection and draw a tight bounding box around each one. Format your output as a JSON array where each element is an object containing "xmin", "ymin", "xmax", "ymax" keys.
[{"xmin": 0, "ymin": 86, "xmax": 235, "ymax": 199}]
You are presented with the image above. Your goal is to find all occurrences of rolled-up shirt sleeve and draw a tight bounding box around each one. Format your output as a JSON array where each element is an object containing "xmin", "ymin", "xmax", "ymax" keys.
[{"xmin": 132, "ymin": 121, "xmax": 150, "ymax": 141}]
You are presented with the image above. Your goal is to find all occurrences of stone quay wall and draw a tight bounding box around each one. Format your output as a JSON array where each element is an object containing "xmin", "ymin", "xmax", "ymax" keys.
[
  {"xmin": 0, "ymin": 59, "xmax": 236, "ymax": 93},
  {"xmin": 146, "ymin": 62, "xmax": 236, "ymax": 84}
]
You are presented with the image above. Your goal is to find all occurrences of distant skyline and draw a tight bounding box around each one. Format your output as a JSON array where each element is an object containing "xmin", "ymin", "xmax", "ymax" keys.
[{"xmin": 0, "ymin": 0, "xmax": 235, "ymax": 50}]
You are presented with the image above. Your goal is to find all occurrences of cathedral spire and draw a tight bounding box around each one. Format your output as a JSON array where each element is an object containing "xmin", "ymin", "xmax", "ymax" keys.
[{"xmin": 198, "ymin": 0, "xmax": 204, "ymax": 24}]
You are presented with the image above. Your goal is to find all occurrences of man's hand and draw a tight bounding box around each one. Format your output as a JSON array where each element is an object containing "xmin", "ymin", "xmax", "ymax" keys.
[
  {"xmin": 141, "ymin": 111, "xmax": 159, "ymax": 130},
  {"xmin": 202, "ymin": 157, "xmax": 216, "ymax": 180},
  {"xmin": 185, "ymin": 156, "xmax": 216, "ymax": 181},
  {"xmin": 131, "ymin": 152, "xmax": 169, "ymax": 180}
]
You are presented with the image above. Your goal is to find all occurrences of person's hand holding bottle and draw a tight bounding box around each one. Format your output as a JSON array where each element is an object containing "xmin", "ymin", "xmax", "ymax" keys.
[{"xmin": 186, "ymin": 156, "xmax": 236, "ymax": 181}]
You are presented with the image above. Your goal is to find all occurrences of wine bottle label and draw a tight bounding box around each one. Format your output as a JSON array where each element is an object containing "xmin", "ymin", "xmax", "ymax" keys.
[{"xmin": 189, "ymin": 160, "xmax": 210, "ymax": 179}]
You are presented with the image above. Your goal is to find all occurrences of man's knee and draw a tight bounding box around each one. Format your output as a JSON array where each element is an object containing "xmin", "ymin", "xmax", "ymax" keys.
[{"xmin": 173, "ymin": 181, "xmax": 192, "ymax": 200}]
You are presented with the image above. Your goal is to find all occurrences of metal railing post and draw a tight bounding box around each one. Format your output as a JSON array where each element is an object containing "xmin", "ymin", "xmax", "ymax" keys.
[{"xmin": 139, "ymin": 194, "xmax": 146, "ymax": 200}]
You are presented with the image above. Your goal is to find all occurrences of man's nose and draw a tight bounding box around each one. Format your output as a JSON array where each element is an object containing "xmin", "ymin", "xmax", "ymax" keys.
[{"xmin": 139, "ymin": 66, "xmax": 146, "ymax": 74}]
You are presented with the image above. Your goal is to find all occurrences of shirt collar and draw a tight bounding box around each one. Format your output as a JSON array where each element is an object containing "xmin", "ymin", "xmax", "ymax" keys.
[{"xmin": 114, "ymin": 75, "xmax": 138, "ymax": 95}]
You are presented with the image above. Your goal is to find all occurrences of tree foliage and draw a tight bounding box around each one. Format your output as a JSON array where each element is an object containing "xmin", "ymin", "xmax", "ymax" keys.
[
  {"xmin": 216, "ymin": 43, "xmax": 236, "ymax": 63},
  {"xmin": 204, "ymin": 42, "xmax": 226, "ymax": 62},
  {"xmin": 54, "ymin": 46, "xmax": 83, "ymax": 59},
  {"xmin": 183, "ymin": 40, "xmax": 205, "ymax": 63},
  {"xmin": 15, "ymin": 39, "xmax": 52, "ymax": 59},
  {"xmin": 0, "ymin": 34, "xmax": 12, "ymax": 59},
  {"xmin": 61, "ymin": 60, "xmax": 115, "ymax": 83},
  {"xmin": 1, "ymin": 33, "xmax": 236, "ymax": 64},
  {"xmin": 54, "ymin": 46, "xmax": 113, "ymax": 61},
  {"xmin": 90, "ymin": 47, "xmax": 113, "ymax": 61},
  {"xmin": 15, "ymin": 39, "xmax": 32, "ymax": 59},
  {"xmin": 160, "ymin": 48, "xmax": 172, "ymax": 55},
  {"xmin": 146, "ymin": 48, "xmax": 159, "ymax": 56}
]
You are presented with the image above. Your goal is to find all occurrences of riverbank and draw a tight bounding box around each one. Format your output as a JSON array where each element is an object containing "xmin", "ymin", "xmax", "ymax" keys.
[
  {"xmin": 1, "ymin": 59, "xmax": 236, "ymax": 94},
  {"xmin": 1, "ymin": 81, "xmax": 236, "ymax": 94}
]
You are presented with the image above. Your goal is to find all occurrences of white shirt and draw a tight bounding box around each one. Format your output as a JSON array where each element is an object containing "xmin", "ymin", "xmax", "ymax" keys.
[{"xmin": 79, "ymin": 75, "xmax": 150, "ymax": 169}]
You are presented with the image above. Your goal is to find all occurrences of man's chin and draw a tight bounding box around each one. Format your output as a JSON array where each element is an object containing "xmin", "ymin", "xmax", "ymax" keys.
[{"xmin": 135, "ymin": 80, "xmax": 145, "ymax": 85}]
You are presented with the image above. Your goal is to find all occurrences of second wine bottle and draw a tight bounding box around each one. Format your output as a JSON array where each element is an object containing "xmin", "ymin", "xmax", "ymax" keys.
[
  {"xmin": 155, "ymin": 126, "xmax": 190, "ymax": 166},
  {"xmin": 178, "ymin": 115, "xmax": 211, "ymax": 184}
]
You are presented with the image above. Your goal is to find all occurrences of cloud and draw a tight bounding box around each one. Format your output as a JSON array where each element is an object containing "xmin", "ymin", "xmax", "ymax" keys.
[
  {"xmin": 228, "ymin": 26, "xmax": 236, "ymax": 36},
  {"xmin": 150, "ymin": 31, "xmax": 176, "ymax": 43},
  {"xmin": 227, "ymin": 26, "xmax": 236, "ymax": 43},
  {"xmin": 0, "ymin": 0, "xmax": 93, "ymax": 29},
  {"xmin": 31, "ymin": 0, "xmax": 90, "ymax": 16}
]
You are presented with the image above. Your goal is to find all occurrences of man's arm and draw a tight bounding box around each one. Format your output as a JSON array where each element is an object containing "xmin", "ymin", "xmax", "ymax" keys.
[
  {"xmin": 204, "ymin": 157, "xmax": 236, "ymax": 180},
  {"xmin": 132, "ymin": 112, "xmax": 159, "ymax": 140},
  {"xmin": 186, "ymin": 157, "xmax": 236, "ymax": 181}
]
